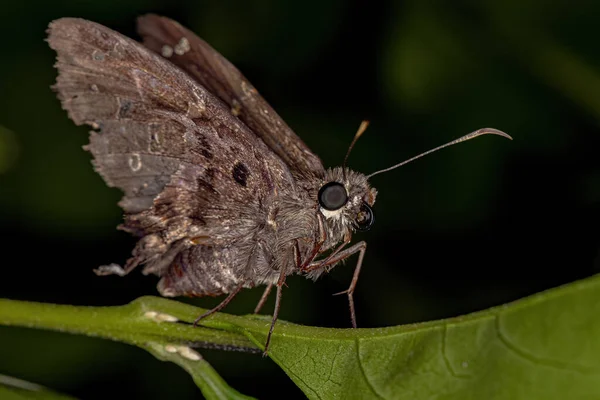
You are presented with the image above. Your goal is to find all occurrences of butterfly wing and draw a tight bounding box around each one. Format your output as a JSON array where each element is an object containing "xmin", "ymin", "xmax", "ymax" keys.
[
  {"xmin": 48, "ymin": 18, "xmax": 295, "ymax": 295},
  {"xmin": 136, "ymin": 14, "xmax": 325, "ymax": 180}
]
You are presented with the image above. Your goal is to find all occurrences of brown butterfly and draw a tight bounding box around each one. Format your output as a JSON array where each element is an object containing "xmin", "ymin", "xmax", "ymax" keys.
[{"xmin": 47, "ymin": 15, "xmax": 510, "ymax": 354}]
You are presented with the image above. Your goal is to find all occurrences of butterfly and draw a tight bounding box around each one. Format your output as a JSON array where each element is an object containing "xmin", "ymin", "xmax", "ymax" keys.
[{"xmin": 47, "ymin": 15, "xmax": 510, "ymax": 354}]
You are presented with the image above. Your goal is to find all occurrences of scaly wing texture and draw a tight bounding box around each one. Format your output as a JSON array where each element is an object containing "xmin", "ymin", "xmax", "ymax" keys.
[
  {"xmin": 48, "ymin": 18, "xmax": 294, "ymax": 295},
  {"xmin": 136, "ymin": 14, "xmax": 325, "ymax": 180}
]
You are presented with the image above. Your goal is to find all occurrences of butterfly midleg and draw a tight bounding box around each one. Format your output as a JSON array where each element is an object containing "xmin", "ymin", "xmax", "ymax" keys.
[
  {"xmin": 254, "ymin": 284, "xmax": 273, "ymax": 314},
  {"xmin": 263, "ymin": 265, "xmax": 287, "ymax": 355}
]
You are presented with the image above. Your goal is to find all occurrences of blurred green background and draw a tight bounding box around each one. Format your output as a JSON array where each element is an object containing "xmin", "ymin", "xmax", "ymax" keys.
[{"xmin": 1, "ymin": 0, "xmax": 599, "ymax": 399}]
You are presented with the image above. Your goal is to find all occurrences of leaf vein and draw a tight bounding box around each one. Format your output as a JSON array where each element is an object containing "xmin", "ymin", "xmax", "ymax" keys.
[
  {"xmin": 441, "ymin": 324, "xmax": 470, "ymax": 379},
  {"xmin": 323, "ymin": 344, "xmax": 344, "ymax": 387},
  {"xmin": 494, "ymin": 314, "xmax": 598, "ymax": 374},
  {"xmin": 355, "ymin": 338, "xmax": 387, "ymax": 399}
]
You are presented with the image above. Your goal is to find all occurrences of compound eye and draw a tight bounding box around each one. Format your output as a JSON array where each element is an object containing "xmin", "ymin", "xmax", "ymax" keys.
[
  {"xmin": 354, "ymin": 203, "xmax": 374, "ymax": 231},
  {"xmin": 318, "ymin": 182, "xmax": 348, "ymax": 211}
]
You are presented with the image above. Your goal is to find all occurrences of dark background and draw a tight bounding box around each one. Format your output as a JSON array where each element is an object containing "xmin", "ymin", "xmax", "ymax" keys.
[{"xmin": 1, "ymin": 1, "xmax": 599, "ymax": 399}]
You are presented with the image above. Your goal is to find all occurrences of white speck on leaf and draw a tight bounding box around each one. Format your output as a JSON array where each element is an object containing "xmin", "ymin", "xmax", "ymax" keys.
[
  {"xmin": 163, "ymin": 344, "xmax": 201, "ymax": 361},
  {"xmin": 178, "ymin": 346, "xmax": 201, "ymax": 361},
  {"xmin": 144, "ymin": 311, "xmax": 178, "ymax": 323},
  {"xmin": 165, "ymin": 345, "xmax": 178, "ymax": 353}
]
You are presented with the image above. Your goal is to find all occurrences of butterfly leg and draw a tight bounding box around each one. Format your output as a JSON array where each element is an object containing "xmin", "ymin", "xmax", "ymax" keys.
[
  {"xmin": 297, "ymin": 212, "xmax": 327, "ymax": 269},
  {"xmin": 254, "ymin": 284, "xmax": 273, "ymax": 314},
  {"xmin": 299, "ymin": 231, "xmax": 352, "ymax": 273},
  {"xmin": 307, "ymin": 241, "xmax": 367, "ymax": 328},
  {"xmin": 193, "ymin": 282, "xmax": 245, "ymax": 326},
  {"xmin": 263, "ymin": 266, "xmax": 287, "ymax": 356}
]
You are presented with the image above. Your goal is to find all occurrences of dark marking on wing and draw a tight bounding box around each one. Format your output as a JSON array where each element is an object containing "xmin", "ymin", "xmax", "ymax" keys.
[
  {"xmin": 149, "ymin": 128, "xmax": 161, "ymax": 152},
  {"xmin": 118, "ymin": 99, "xmax": 133, "ymax": 118},
  {"xmin": 232, "ymin": 162, "xmax": 249, "ymax": 187},
  {"xmin": 191, "ymin": 135, "xmax": 213, "ymax": 159},
  {"xmin": 188, "ymin": 210, "xmax": 206, "ymax": 226},
  {"xmin": 205, "ymin": 167, "xmax": 216, "ymax": 181},
  {"xmin": 261, "ymin": 167, "xmax": 274, "ymax": 193},
  {"xmin": 215, "ymin": 123, "xmax": 228, "ymax": 140},
  {"xmin": 47, "ymin": 17, "xmax": 298, "ymax": 297},
  {"xmin": 196, "ymin": 176, "xmax": 218, "ymax": 195},
  {"xmin": 137, "ymin": 14, "xmax": 325, "ymax": 179}
]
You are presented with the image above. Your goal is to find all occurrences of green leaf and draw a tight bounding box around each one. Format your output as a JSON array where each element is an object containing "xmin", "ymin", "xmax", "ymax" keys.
[
  {"xmin": 0, "ymin": 299, "xmax": 257, "ymax": 400},
  {"xmin": 0, "ymin": 374, "xmax": 76, "ymax": 400},
  {"xmin": 2, "ymin": 274, "xmax": 600, "ymax": 399},
  {"xmin": 145, "ymin": 274, "xmax": 600, "ymax": 399},
  {"xmin": 144, "ymin": 343, "xmax": 255, "ymax": 400},
  {"xmin": 260, "ymin": 274, "xmax": 600, "ymax": 399}
]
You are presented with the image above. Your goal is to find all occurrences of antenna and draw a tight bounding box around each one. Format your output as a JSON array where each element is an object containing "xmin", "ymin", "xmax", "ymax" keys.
[
  {"xmin": 366, "ymin": 128, "xmax": 512, "ymax": 179},
  {"xmin": 343, "ymin": 120, "xmax": 370, "ymax": 182}
]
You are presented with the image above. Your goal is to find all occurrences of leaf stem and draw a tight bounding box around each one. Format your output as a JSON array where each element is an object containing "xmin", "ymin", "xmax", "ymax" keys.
[{"xmin": 0, "ymin": 297, "xmax": 257, "ymax": 351}]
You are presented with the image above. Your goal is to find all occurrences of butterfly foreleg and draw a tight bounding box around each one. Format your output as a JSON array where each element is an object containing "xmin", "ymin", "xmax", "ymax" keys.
[
  {"xmin": 300, "ymin": 230, "xmax": 352, "ymax": 273},
  {"xmin": 294, "ymin": 212, "xmax": 327, "ymax": 270}
]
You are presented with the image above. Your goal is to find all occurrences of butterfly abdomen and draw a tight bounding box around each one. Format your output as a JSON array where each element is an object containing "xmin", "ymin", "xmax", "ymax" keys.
[{"xmin": 157, "ymin": 245, "xmax": 248, "ymax": 297}]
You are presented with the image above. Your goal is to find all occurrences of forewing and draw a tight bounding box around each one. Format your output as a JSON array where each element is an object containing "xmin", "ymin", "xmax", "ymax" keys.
[
  {"xmin": 48, "ymin": 18, "xmax": 293, "ymax": 278},
  {"xmin": 136, "ymin": 14, "xmax": 325, "ymax": 179}
]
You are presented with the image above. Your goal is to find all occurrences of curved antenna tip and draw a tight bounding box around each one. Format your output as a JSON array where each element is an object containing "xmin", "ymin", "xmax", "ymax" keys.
[
  {"xmin": 474, "ymin": 127, "xmax": 513, "ymax": 140},
  {"xmin": 367, "ymin": 126, "xmax": 512, "ymax": 179}
]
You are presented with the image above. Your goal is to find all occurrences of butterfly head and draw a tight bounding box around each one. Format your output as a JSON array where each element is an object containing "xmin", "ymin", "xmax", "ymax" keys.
[
  {"xmin": 318, "ymin": 123, "xmax": 512, "ymax": 234},
  {"xmin": 318, "ymin": 167, "xmax": 377, "ymax": 232}
]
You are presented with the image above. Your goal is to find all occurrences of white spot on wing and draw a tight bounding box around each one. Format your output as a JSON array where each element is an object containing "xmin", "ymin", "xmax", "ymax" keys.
[
  {"xmin": 128, "ymin": 153, "xmax": 142, "ymax": 172},
  {"xmin": 131, "ymin": 70, "xmax": 145, "ymax": 100},
  {"xmin": 174, "ymin": 37, "xmax": 190, "ymax": 55},
  {"xmin": 231, "ymin": 99, "xmax": 241, "ymax": 116},
  {"xmin": 240, "ymin": 80, "xmax": 257, "ymax": 97},
  {"xmin": 161, "ymin": 45, "xmax": 173, "ymax": 57},
  {"xmin": 92, "ymin": 50, "xmax": 105, "ymax": 61}
]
